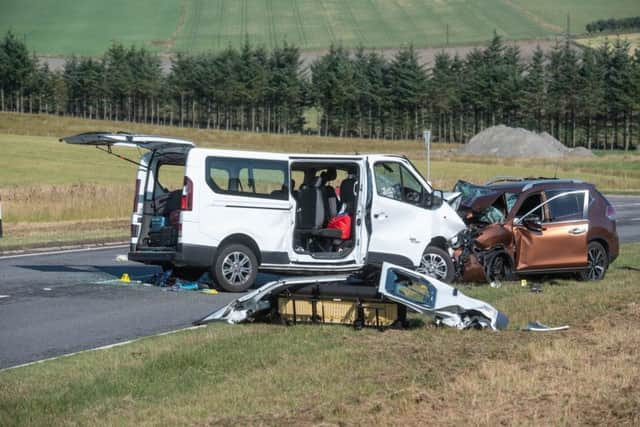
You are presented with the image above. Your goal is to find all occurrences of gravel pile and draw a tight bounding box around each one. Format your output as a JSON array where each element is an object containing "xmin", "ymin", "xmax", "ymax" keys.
[{"xmin": 462, "ymin": 125, "xmax": 593, "ymax": 158}]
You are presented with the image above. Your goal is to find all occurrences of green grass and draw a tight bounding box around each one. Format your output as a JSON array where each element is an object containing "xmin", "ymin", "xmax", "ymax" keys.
[
  {"xmin": 1, "ymin": 243, "xmax": 638, "ymax": 425},
  {"xmin": 2, "ymin": 0, "xmax": 636, "ymax": 55},
  {"xmin": 0, "ymin": 0, "xmax": 181, "ymax": 55}
]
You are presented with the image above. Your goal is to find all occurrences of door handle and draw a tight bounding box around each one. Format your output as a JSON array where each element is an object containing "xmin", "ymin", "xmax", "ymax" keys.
[
  {"xmin": 373, "ymin": 212, "xmax": 388, "ymax": 219},
  {"xmin": 568, "ymin": 227, "xmax": 586, "ymax": 235}
]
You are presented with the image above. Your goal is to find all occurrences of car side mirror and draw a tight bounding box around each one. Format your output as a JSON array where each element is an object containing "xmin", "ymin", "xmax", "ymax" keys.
[
  {"xmin": 523, "ymin": 216, "xmax": 543, "ymax": 231},
  {"xmin": 424, "ymin": 190, "xmax": 444, "ymax": 209}
]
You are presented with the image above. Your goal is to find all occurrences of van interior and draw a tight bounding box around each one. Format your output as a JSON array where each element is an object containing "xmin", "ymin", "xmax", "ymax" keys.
[
  {"xmin": 138, "ymin": 153, "xmax": 187, "ymax": 250},
  {"xmin": 137, "ymin": 155, "xmax": 362, "ymax": 261},
  {"xmin": 291, "ymin": 161, "xmax": 360, "ymax": 259}
]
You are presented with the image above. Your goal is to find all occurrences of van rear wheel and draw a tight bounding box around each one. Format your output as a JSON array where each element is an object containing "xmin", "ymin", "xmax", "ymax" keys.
[{"xmin": 213, "ymin": 244, "xmax": 258, "ymax": 292}]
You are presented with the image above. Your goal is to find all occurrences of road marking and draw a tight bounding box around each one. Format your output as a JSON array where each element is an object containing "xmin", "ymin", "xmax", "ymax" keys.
[
  {"xmin": 43, "ymin": 288, "xmax": 52, "ymax": 291},
  {"xmin": 0, "ymin": 244, "xmax": 128, "ymax": 260},
  {"xmin": 0, "ymin": 324, "xmax": 206, "ymax": 373},
  {"xmin": 0, "ymin": 295, "xmax": 9, "ymax": 299}
]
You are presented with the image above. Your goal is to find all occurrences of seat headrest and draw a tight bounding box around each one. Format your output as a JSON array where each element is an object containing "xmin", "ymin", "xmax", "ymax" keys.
[{"xmin": 322, "ymin": 167, "xmax": 337, "ymax": 182}]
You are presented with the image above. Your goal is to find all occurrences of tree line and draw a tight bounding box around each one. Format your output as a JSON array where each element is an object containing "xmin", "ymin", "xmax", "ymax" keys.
[
  {"xmin": 586, "ymin": 16, "xmax": 640, "ymax": 34},
  {"xmin": 1, "ymin": 30, "xmax": 639, "ymax": 150}
]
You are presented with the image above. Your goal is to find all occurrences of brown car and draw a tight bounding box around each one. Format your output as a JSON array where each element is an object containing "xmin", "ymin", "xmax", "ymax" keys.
[{"xmin": 450, "ymin": 177, "xmax": 619, "ymax": 283}]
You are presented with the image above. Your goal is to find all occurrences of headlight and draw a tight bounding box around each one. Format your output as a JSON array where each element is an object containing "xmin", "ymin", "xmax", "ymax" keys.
[{"xmin": 449, "ymin": 234, "xmax": 461, "ymax": 249}]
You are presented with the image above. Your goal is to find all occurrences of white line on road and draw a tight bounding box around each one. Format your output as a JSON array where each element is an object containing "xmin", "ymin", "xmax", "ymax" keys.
[
  {"xmin": 0, "ymin": 244, "xmax": 128, "ymax": 261},
  {"xmin": 0, "ymin": 324, "xmax": 206, "ymax": 373},
  {"xmin": 0, "ymin": 295, "xmax": 9, "ymax": 299}
]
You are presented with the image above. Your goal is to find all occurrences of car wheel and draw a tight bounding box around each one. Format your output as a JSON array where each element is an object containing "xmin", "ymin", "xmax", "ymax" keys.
[
  {"xmin": 579, "ymin": 241, "xmax": 608, "ymax": 281},
  {"xmin": 213, "ymin": 244, "xmax": 258, "ymax": 292},
  {"xmin": 487, "ymin": 254, "xmax": 513, "ymax": 282},
  {"xmin": 417, "ymin": 246, "xmax": 454, "ymax": 283}
]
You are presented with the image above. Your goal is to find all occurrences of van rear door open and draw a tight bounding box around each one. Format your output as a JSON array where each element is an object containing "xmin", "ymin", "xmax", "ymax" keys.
[
  {"xmin": 61, "ymin": 132, "xmax": 195, "ymax": 254},
  {"xmin": 60, "ymin": 132, "xmax": 194, "ymax": 153}
]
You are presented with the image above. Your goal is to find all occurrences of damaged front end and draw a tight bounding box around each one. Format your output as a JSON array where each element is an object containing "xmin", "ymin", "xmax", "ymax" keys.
[
  {"xmin": 451, "ymin": 225, "xmax": 515, "ymax": 283},
  {"xmin": 196, "ymin": 263, "xmax": 508, "ymax": 331},
  {"xmin": 450, "ymin": 180, "xmax": 516, "ymax": 284}
]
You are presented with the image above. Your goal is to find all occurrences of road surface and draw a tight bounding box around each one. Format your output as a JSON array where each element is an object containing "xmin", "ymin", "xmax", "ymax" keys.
[{"xmin": 0, "ymin": 195, "xmax": 638, "ymax": 369}]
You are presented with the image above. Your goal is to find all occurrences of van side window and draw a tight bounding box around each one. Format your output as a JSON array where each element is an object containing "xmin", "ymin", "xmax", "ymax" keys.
[
  {"xmin": 374, "ymin": 162, "xmax": 425, "ymax": 206},
  {"xmin": 206, "ymin": 157, "xmax": 289, "ymax": 200}
]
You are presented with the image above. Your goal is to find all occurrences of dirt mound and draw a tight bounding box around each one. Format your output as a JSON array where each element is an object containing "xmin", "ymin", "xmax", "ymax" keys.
[{"xmin": 463, "ymin": 125, "xmax": 593, "ymax": 158}]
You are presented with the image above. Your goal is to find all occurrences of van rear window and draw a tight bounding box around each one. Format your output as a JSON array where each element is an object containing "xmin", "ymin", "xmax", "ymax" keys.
[{"xmin": 205, "ymin": 157, "xmax": 289, "ymax": 200}]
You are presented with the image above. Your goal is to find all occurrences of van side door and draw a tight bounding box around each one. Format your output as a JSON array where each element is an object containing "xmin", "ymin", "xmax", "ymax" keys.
[{"xmin": 198, "ymin": 155, "xmax": 294, "ymax": 264}]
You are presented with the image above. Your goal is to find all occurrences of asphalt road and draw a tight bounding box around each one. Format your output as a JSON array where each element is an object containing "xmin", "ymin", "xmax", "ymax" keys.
[
  {"xmin": 0, "ymin": 246, "xmax": 255, "ymax": 369},
  {"xmin": 0, "ymin": 195, "xmax": 638, "ymax": 370},
  {"xmin": 606, "ymin": 195, "xmax": 640, "ymax": 244}
]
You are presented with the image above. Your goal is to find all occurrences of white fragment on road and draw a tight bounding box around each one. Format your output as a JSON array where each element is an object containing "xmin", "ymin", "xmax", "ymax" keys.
[
  {"xmin": 0, "ymin": 295, "xmax": 9, "ymax": 299},
  {"xmin": 43, "ymin": 288, "xmax": 52, "ymax": 291},
  {"xmin": 115, "ymin": 254, "xmax": 129, "ymax": 262}
]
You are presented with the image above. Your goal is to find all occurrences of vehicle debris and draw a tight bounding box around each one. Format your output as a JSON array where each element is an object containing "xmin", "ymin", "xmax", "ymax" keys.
[
  {"xmin": 521, "ymin": 321, "xmax": 569, "ymax": 332},
  {"xmin": 196, "ymin": 263, "xmax": 509, "ymax": 331}
]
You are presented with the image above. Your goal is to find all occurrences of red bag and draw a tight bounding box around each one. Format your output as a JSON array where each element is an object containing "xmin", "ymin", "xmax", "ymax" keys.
[{"xmin": 327, "ymin": 214, "xmax": 352, "ymax": 240}]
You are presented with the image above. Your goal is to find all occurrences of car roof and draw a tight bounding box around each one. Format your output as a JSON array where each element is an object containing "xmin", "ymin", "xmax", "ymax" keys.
[{"xmin": 487, "ymin": 178, "xmax": 592, "ymax": 193}]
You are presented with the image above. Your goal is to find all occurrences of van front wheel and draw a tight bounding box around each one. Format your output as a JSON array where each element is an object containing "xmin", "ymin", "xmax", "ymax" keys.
[
  {"xmin": 213, "ymin": 244, "xmax": 258, "ymax": 292},
  {"xmin": 417, "ymin": 246, "xmax": 454, "ymax": 283}
]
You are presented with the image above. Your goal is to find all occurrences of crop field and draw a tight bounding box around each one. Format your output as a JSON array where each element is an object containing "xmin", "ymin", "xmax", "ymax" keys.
[
  {"xmin": 0, "ymin": 0, "xmax": 637, "ymax": 55},
  {"xmin": 1, "ymin": 243, "xmax": 639, "ymax": 425},
  {"xmin": 575, "ymin": 32, "xmax": 640, "ymax": 53}
]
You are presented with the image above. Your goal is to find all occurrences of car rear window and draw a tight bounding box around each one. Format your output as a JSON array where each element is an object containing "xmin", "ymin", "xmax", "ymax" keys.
[{"xmin": 206, "ymin": 157, "xmax": 289, "ymax": 200}]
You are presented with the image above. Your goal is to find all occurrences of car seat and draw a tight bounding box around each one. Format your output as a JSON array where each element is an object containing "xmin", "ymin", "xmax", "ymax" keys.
[{"xmin": 297, "ymin": 176, "xmax": 342, "ymax": 244}]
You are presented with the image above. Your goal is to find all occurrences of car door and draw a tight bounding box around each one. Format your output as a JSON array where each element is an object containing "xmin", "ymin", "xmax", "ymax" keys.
[
  {"xmin": 513, "ymin": 189, "xmax": 589, "ymax": 271},
  {"xmin": 377, "ymin": 263, "xmax": 507, "ymax": 330}
]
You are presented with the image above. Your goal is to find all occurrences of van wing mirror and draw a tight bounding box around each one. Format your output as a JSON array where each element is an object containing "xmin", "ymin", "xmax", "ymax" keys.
[{"xmin": 424, "ymin": 189, "xmax": 444, "ymax": 209}]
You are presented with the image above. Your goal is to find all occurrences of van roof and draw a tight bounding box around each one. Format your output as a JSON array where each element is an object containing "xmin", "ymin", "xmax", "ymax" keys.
[{"xmin": 191, "ymin": 147, "xmax": 407, "ymax": 161}]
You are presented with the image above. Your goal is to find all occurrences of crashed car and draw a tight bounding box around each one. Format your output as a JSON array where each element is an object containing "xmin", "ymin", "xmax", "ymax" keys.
[
  {"xmin": 197, "ymin": 262, "xmax": 508, "ymax": 331},
  {"xmin": 448, "ymin": 177, "xmax": 619, "ymax": 283}
]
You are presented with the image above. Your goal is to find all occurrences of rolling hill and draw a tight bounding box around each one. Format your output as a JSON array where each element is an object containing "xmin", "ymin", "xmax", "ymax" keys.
[{"xmin": 0, "ymin": 0, "xmax": 638, "ymax": 55}]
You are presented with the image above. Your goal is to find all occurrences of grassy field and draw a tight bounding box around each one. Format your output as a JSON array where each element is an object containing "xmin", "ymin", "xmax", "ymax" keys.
[
  {"xmin": 1, "ymin": 242, "xmax": 638, "ymax": 425},
  {"xmin": 575, "ymin": 32, "xmax": 640, "ymax": 53},
  {"xmin": 1, "ymin": 112, "xmax": 639, "ymax": 250},
  {"xmin": 1, "ymin": 0, "xmax": 637, "ymax": 55},
  {"xmin": 509, "ymin": 0, "xmax": 640, "ymax": 33}
]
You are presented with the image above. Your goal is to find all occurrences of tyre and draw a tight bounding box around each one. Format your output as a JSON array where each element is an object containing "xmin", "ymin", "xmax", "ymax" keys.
[
  {"xmin": 213, "ymin": 243, "xmax": 258, "ymax": 292},
  {"xmin": 417, "ymin": 246, "xmax": 454, "ymax": 283},
  {"xmin": 578, "ymin": 241, "xmax": 608, "ymax": 281}
]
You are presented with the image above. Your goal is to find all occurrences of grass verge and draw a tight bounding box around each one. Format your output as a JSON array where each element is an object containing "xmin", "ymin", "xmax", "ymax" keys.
[{"xmin": 1, "ymin": 243, "xmax": 638, "ymax": 426}]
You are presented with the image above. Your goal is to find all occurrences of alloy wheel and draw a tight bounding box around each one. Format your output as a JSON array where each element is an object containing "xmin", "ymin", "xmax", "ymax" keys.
[
  {"xmin": 221, "ymin": 251, "xmax": 253, "ymax": 286},
  {"xmin": 417, "ymin": 252, "xmax": 449, "ymax": 280},
  {"xmin": 586, "ymin": 245, "xmax": 606, "ymax": 280}
]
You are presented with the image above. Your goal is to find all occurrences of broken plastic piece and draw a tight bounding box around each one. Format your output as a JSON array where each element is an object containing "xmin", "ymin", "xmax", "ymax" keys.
[{"xmin": 522, "ymin": 321, "xmax": 569, "ymax": 332}]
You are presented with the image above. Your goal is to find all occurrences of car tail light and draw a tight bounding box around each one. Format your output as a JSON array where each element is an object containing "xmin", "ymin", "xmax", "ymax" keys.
[
  {"xmin": 606, "ymin": 205, "xmax": 616, "ymax": 221},
  {"xmin": 132, "ymin": 179, "xmax": 141, "ymax": 212},
  {"xmin": 181, "ymin": 177, "xmax": 193, "ymax": 211},
  {"xmin": 130, "ymin": 224, "xmax": 139, "ymax": 238}
]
